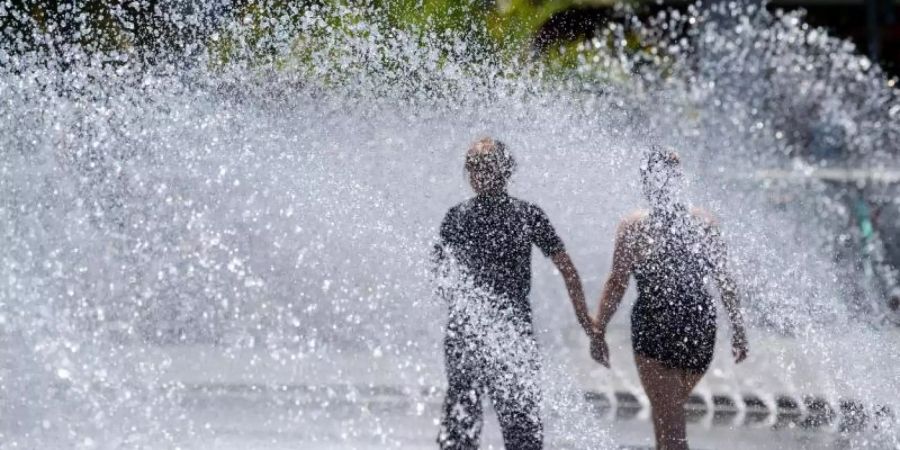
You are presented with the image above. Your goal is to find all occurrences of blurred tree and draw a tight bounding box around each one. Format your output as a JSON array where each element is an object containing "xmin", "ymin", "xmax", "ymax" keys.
[{"xmin": 0, "ymin": 0, "xmax": 231, "ymax": 64}]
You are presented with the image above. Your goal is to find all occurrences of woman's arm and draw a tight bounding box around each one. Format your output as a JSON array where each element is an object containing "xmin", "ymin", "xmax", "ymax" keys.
[
  {"xmin": 708, "ymin": 221, "xmax": 748, "ymax": 363},
  {"xmin": 594, "ymin": 219, "xmax": 636, "ymax": 332},
  {"xmin": 590, "ymin": 218, "xmax": 636, "ymax": 366}
]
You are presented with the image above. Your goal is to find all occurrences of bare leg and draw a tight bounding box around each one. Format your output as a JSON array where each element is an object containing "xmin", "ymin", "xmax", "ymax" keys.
[{"xmin": 635, "ymin": 355, "xmax": 705, "ymax": 450}]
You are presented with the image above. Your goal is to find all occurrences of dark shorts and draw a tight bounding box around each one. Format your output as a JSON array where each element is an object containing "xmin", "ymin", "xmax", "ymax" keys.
[
  {"xmin": 631, "ymin": 299, "xmax": 717, "ymax": 373},
  {"xmin": 437, "ymin": 321, "xmax": 543, "ymax": 450}
]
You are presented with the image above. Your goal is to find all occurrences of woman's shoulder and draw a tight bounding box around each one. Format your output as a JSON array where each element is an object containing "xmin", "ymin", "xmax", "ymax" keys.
[
  {"xmin": 617, "ymin": 210, "xmax": 649, "ymax": 234},
  {"xmin": 689, "ymin": 207, "xmax": 719, "ymax": 227},
  {"xmin": 623, "ymin": 209, "xmax": 649, "ymax": 223}
]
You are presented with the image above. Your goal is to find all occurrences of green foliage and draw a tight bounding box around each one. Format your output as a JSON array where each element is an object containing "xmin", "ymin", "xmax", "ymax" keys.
[
  {"xmin": 0, "ymin": 0, "xmax": 671, "ymax": 86},
  {"xmin": 1, "ymin": 0, "xmax": 674, "ymax": 84},
  {"xmin": 486, "ymin": 0, "xmax": 577, "ymax": 49},
  {"xmin": 1, "ymin": 0, "xmax": 223, "ymax": 63},
  {"xmin": 211, "ymin": 0, "xmax": 684, "ymax": 89},
  {"xmin": 375, "ymin": 0, "xmax": 489, "ymax": 40},
  {"xmin": 2, "ymin": 0, "xmax": 131, "ymax": 54},
  {"xmin": 214, "ymin": 0, "xmax": 590, "ymax": 66}
]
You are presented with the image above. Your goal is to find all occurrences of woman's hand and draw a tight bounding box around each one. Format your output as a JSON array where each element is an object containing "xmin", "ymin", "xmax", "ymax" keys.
[
  {"xmin": 589, "ymin": 328, "xmax": 610, "ymax": 368},
  {"xmin": 731, "ymin": 330, "xmax": 748, "ymax": 364}
]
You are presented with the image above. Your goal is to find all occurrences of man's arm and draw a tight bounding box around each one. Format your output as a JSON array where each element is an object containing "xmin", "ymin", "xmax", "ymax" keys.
[
  {"xmin": 551, "ymin": 252, "xmax": 593, "ymax": 337},
  {"xmin": 432, "ymin": 209, "xmax": 458, "ymax": 301},
  {"xmin": 528, "ymin": 205, "xmax": 591, "ymax": 335}
]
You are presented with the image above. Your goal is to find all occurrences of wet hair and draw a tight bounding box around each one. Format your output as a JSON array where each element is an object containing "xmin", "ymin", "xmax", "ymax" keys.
[
  {"xmin": 640, "ymin": 146, "xmax": 683, "ymax": 204},
  {"xmin": 464, "ymin": 137, "xmax": 516, "ymax": 183}
]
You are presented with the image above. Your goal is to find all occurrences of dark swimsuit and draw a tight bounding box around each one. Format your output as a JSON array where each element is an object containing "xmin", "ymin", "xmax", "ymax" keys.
[{"xmin": 630, "ymin": 205, "xmax": 718, "ymax": 373}]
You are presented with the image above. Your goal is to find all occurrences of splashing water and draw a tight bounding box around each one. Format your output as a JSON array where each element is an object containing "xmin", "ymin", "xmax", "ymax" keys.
[{"xmin": 2, "ymin": 2, "xmax": 899, "ymax": 448}]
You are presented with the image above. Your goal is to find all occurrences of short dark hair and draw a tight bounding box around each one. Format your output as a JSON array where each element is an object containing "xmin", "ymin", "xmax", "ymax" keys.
[{"xmin": 465, "ymin": 137, "xmax": 516, "ymax": 182}]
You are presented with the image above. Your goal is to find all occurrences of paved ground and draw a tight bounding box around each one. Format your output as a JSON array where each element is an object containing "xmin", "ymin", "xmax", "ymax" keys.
[
  {"xmin": 172, "ymin": 388, "xmax": 846, "ymax": 450},
  {"xmin": 154, "ymin": 325, "xmax": 900, "ymax": 449}
]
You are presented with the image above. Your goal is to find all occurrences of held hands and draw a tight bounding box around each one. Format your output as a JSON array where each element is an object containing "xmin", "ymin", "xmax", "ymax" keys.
[{"xmin": 588, "ymin": 325, "xmax": 610, "ymax": 368}]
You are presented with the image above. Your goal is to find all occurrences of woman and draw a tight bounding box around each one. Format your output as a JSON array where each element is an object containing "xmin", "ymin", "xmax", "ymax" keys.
[{"xmin": 590, "ymin": 148, "xmax": 749, "ymax": 450}]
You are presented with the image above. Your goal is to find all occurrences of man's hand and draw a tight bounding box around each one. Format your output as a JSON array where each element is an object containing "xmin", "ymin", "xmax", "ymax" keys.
[
  {"xmin": 589, "ymin": 330, "xmax": 610, "ymax": 368},
  {"xmin": 732, "ymin": 330, "xmax": 748, "ymax": 364},
  {"xmin": 550, "ymin": 252, "xmax": 594, "ymax": 337}
]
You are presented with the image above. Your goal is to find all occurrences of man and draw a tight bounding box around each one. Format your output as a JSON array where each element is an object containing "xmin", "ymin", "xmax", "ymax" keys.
[{"xmin": 434, "ymin": 137, "xmax": 593, "ymax": 449}]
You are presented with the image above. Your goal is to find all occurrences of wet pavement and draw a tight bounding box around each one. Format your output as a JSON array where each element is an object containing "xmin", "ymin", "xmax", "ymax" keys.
[
  {"xmin": 171, "ymin": 381, "xmax": 871, "ymax": 449},
  {"xmin": 157, "ymin": 325, "xmax": 900, "ymax": 449}
]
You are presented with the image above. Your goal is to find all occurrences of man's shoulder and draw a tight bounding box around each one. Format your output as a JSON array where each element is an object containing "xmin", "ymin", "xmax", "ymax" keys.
[
  {"xmin": 443, "ymin": 198, "xmax": 474, "ymax": 222},
  {"xmin": 506, "ymin": 196, "xmax": 545, "ymax": 216},
  {"xmin": 450, "ymin": 198, "xmax": 476, "ymax": 214}
]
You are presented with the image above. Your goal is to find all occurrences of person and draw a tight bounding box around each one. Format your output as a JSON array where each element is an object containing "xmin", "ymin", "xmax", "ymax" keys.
[
  {"xmin": 590, "ymin": 147, "xmax": 749, "ymax": 450},
  {"xmin": 433, "ymin": 137, "xmax": 594, "ymax": 450}
]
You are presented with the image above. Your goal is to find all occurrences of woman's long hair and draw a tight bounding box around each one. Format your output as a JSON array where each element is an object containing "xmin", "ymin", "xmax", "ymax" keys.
[{"xmin": 639, "ymin": 146, "xmax": 684, "ymax": 211}]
